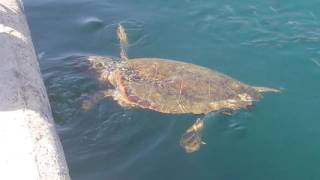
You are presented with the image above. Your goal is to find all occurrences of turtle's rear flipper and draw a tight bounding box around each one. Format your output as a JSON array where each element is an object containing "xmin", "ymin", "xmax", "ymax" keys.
[
  {"xmin": 81, "ymin": 90, "xmax": 114, "ymax": 112},
  {"xmin": 180, "ymin": 119, "xmax": 205, "ymax": 153},
  {"xmin": 253, "ymin": 86, "xmax": 281, "ymax": 93}
]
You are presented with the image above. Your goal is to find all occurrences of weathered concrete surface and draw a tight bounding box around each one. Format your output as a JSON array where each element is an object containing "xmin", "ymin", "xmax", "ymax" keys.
[{"xmin": 0, "ymin": 0, "xmax": 70, "ymax": 179}]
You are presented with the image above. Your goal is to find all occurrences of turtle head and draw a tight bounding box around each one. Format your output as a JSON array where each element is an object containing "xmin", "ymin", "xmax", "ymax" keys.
[{"xmin": 86, "ymin": 56, "xmax": 118, "ymax": 85}]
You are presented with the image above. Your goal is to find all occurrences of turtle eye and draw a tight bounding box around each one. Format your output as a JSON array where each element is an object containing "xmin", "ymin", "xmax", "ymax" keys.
[{"xmin": 95, "ymin": 62, "xmax": 104, "ymax": 68}]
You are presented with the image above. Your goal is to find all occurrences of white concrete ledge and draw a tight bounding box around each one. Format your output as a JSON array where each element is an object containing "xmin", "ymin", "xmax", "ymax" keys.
[{"xmin": 0, "ymin": 0, "xmax": 70, "ymax": 179}]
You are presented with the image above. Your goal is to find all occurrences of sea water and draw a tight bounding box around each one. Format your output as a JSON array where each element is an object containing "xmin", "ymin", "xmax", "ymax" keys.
[{"xmin": 24, "ymin": 0, "xmax": 320, "ymax": 179}]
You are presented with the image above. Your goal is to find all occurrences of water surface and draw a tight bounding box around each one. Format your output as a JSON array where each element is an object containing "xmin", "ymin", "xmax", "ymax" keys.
[{"xmin": 24, "ymin": 0, "xmax": 320, "ymax": 179}]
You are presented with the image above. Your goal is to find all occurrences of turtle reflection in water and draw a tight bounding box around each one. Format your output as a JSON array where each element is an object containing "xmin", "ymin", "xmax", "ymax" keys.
[{"xmin": 82, "ymin": 24, "xmax": 280, "ymax": 153}]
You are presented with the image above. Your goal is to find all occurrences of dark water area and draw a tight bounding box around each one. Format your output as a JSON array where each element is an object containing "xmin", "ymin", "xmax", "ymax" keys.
[{"xmin": 24, "ymin": 0, "xmax": 320, "ymax": 179}]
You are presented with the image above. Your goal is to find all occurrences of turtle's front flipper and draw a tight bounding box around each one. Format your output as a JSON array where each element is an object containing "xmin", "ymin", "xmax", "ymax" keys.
[
  {"xmin": 81, "ymin": 90, "xmax": 114, "ymax": 112},
  {"xmin": 180, "ymin": 118, "xmax": 205, "ymax": 153},
  {"xmin": 117, "ymin": 24, "xmax": 129, "ymax": 61}
]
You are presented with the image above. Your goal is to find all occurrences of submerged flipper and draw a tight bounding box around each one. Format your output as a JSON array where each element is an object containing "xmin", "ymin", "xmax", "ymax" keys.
[
  {"xmin": 180, "ymin": 118, "xmax": 205, "ymax": 153},
  {"xmin": 81, "ymin": 90, "xmax": 114, "ymax": 112},
  {"xmin": 117, "ymin": 24, "xmax": 129, "ymax": 61}
]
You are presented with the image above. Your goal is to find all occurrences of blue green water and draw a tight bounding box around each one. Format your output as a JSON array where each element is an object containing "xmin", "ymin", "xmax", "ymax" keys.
[{"xmin": 24, "ymin": 0, "xmax": 320, "ymax": 179}]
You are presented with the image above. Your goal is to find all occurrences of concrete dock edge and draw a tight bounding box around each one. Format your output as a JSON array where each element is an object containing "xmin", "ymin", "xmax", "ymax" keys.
[{"xmin": 0, "ymin": 0, "xmax": 70, "ymax": 179}]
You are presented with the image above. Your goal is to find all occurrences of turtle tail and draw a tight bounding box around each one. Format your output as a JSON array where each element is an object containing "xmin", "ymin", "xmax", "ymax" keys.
[
  {"xmin": 117, "ymin": 24, "xmax": 129, "ymax": 61},
  {"xmin": 253, "ymin": 86, "xmax": 282, "ymax": 93}
]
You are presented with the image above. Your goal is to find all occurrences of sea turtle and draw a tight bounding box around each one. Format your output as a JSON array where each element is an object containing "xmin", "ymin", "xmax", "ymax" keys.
[{"xmin": 82, "ymin": 24, "xmax": 279, "ymax": 153}]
